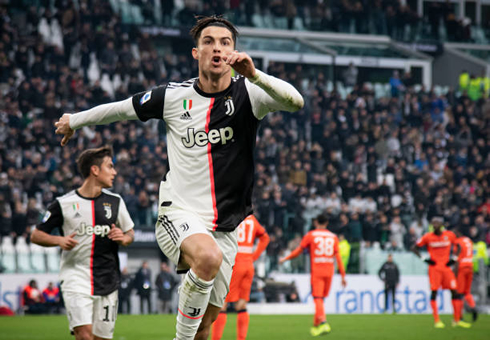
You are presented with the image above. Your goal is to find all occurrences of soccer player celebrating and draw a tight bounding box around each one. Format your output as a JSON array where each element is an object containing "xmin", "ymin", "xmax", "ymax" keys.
[
  {"xmin": 453, "ymin": 229, "xmax": 478, "ymax": 322},
  {"xmin": 411, "ymin": 217, "xmax": 470, "ymax": 328},
  {"xmin": 279, "ymin": 214, "xmax": 347, "ymax": 336},
  {"xmin": 211, "ymin": 214, "xmax": 269, "ymax": 340},
  {"xmin": 54, "ymin": 16, "xmax": 303, "ymax": 340},
  {"xmin": 31, "ymin": 146, "xmax": 135, "ymax": 340}
]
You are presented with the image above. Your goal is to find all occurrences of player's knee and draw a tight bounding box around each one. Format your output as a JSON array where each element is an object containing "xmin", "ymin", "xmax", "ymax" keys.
[
  {"xmin": 194, "ymin": 249, "xmax": 223, "ymax": 280},
  {"xmin": 74, "ymin": 329, "xmax": 92, "ymax": 340},
  {"xmin": 430, "ymin": 291, "xmax": 437, "ymax": 301}
]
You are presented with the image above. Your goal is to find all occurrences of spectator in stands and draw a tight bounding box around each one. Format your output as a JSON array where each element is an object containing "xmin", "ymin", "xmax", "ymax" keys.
[
  {"xmin": 155, "ymin": 262, "xmax": 179, "ymax": 314},
  {"xmin": 23, "ymin": 279, "xmax": 45, "ymax": 314},
  {"xmin": 378, "ymin": 254, "xmax": 400, "ymax": 313},
  {"xmin": 119, "ymin": 267, "xmax": 134, "ymax": 314},
  {"xmin": 135, "ymin": 261, "xmax": 152, "ymax": 314},
  {"xmin": 343, "ymin": 63, "xmax": 358, "ymax": 87},
  {"xmin": 42, "ymin": 281, "xmax": 61, "ymax": 314}
]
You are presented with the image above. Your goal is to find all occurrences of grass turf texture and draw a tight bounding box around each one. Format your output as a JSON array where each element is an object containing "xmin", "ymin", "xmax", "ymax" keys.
[{"xmin": 1, "ymin": 314, "xmax": 488, "ymax": 339}]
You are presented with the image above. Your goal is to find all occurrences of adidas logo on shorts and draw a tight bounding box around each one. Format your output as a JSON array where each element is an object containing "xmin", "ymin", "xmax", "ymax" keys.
[{"xmin": 180, "ymin": 112, "xmax": 192, "ymax": 120}]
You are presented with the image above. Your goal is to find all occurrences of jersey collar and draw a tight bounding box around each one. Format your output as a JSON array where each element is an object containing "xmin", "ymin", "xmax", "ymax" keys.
[{"xmin": 193, "ymin": 78, "xmax": 233, "ymax": 98}]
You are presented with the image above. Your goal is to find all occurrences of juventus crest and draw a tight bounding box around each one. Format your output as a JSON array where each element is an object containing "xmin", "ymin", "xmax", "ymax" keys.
[
  {"xmin": 224, "ymin": 97, "xmax": 235, "ymax": 116},
  {"xmin": 104, "ymin": 205, "xmax": 112, "ymax": 219}
]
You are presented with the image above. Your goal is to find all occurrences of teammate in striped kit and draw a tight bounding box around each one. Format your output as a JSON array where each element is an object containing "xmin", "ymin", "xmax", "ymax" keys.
[
  {"xmin": 54, "ymin": 16, "xmax": 303, "ymax": 340},
  {"xmin": 31, "ymin": 146, "xmax": 135, "ymax": 340},
  {"xmin": 211, "ymin": 214, "xmax": 269, "ymax": 340}
]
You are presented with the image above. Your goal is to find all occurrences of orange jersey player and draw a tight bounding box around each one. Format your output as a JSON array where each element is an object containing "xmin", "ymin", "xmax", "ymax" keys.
[
  {"xmin": 454, "ymin": 229, "xmax": 478, "ymax": 322},
  {"xmin": 279, "ymin": 214, "xmax": 346, "ymax": 337},
  {"xmin": 411, "ymin": 217, "xmax": 470, "ymax": 329},
  {"xmin": 212, "ymin": 215, "xmax": 269, "ymax": 340}
]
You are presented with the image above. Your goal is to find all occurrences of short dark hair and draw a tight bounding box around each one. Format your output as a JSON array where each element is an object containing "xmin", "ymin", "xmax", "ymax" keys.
[
  {"xmin": 316, "ymin": 214, "xmax": 329, "ymax": 225},
  {"xmin": 190, "ymin": 15, "xmax": 238, "ymax": 47},
  {"xmin": 76, "ymin": 146, "xmax": 113, "ymax": 179}
]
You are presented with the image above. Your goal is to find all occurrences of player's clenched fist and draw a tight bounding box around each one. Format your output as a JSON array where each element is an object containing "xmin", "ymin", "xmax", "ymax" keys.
[
  {"xmin": 55, "ymin": 113, "xmax": 75, "ymax": 146},
  {"xmin": 58, "ymin": 232, "xmax": 78, "ymax": 250},
  {"xmin": 222, "ymin": 51, "xmax": 256, "ymax": 79}
]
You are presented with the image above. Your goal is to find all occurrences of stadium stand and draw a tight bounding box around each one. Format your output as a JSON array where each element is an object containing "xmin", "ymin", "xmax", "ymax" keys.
[{"xmin": 0, "ymin": 1, "xmax": 489, "ymax": 281}]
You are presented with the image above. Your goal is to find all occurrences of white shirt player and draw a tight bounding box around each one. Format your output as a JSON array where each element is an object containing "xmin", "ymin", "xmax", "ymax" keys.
[
  {"xmin": 69, "ymin": 70, "xmax": 302, "ymax": 232},
  {"xmin": 37, "ymin": 189, "xmax": 134, "ymax": 296}
]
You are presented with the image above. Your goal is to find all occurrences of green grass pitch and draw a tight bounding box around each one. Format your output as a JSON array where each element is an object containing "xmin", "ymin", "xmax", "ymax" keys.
[{"xmin": 1, "ymin": 314, "xmax": 488, "ymax": 339}]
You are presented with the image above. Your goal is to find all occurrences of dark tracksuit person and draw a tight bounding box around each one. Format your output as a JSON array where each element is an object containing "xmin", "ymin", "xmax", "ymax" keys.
[{"xmin": 378, "ymin": 254, "xmax": 400, "ymax": 313}]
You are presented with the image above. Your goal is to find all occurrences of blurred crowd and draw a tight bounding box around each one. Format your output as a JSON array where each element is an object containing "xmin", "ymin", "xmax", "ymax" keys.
[
  {"xmin": 124, "ymin": 0, "xmax": 487, "ymax": 43},
  {"xmin": 1, "ymin": 1, "xmax": 490, "ymax": 274}
]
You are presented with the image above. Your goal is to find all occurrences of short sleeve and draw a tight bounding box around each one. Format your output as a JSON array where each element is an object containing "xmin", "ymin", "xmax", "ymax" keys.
[
  {"xmin": 131, "ymin": 85, "xmax": 167, "ymax": 122},
  {"xmin": 117, "ymin": 198, "xmax": 135, "ymax": 233},
  {"xmin": 36, "ymin": 200, "xmax": 63, "ymax": 234},
  {"xmin": 252, "ymin": 216, "xmax": 266, "ymax": 237}
]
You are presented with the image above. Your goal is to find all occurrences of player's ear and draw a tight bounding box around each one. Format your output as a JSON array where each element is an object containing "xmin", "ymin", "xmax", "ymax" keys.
[
  {"xmin": 192, "ymin": 47, "xmax": 199, "ymax": 60},
  {"xmin": 90, "ymin": 164, "xmax": 100, "ymax": 177}
]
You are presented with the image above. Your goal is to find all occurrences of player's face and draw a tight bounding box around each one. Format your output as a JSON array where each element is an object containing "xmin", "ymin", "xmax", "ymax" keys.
[
  {"xmin": 95, "ymin": 156, "xmax": 117, "ymax": 188},
  {"xmin": 192, "ymin": 26, "xmax": 234, "ymax": 77}
]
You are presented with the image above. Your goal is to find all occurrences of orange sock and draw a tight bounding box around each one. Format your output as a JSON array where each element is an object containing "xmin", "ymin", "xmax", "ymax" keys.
[
  {"xmin": 212, "ymin": 312, "xmax": 227, "ymax": 340},
  {"xmin": 452, "ymin": 299, "xmax": 461, "ymax": 322},
  {"xmin": 430, "ymin": 300, "xmax": 439, "ymax": 322},
  {"xmin": 465, "ymin": 294, "xmax": 476, "ymax": 308},
  {"xmin": 237, "ymin": 309, "xmax": 249, "ymax": 340},
  {"xmin": 313, "ymin": 298, "xmax": 325, "ymax": 326}
]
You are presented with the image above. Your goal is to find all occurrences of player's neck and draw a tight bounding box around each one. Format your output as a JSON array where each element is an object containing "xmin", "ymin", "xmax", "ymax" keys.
[
  {"xmin": 197, "ymin": 71, "xmax": 231, "ymax": 93},
  {"xmin": 78, "ymin": 180, "xmax": 103, "ymax": 199}
]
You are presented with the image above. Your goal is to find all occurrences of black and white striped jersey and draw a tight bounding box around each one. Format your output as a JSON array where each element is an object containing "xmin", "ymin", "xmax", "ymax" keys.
[
  {"xmin": 36, "ymin": 189, "xmax": 134, "ymax": 296},
  {"xmin": 131, "ymin": 75, "xmax": 278, "ymax": 232}
]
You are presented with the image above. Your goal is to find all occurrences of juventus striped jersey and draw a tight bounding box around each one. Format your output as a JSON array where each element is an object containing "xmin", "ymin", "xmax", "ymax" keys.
[
  {"xmin": 69, "ymin": 70, "xmax": 303, "ymax": 232},
  {"xmin": 131, "ymin": 74, "xmax": 297, "ymax": 232},
  {"xmin": 36, "ymin": 190, "xmax": 134, "ymax": 296}
]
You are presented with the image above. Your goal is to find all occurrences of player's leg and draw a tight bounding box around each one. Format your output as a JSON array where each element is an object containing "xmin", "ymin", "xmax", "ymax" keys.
[
  {"xmin": 211, "ymin": 303, "xmax": 228, "ymax": 340},
  {"xmin": 463, "ymin": 269, "xmax": 477, "ymax": 321},
  {"xmin": 73, "ymin": 325, "xmax": 93, "ymax": 340},
  {"xmin": 428, "ymin": 268, "xmax": 443, "ymax": 327},
  {"xmin": 235, "ymin": 265, "xmax": 254, "ymax": 340},
  {"xmin": 391, "ymin": 286, "xmax": 396, "ymax": 313},
  {"xmin": 311, "ymin": 276, "xmax": 326, "ymax": 327},
  {"xmin": 63, "ymin": 291, "xmax": 95, "ymax": 340},
  {"xmin": 177, "ymin": 234, "xmax": 221, "ymax": 339},
  {"xmin": 93, "ymin": 290, "xmax": 119, "ymax": 340},
  {"xmin": 195, "ymin": 230, "xmax": 237, "ymax": 340},
  {"xmin": 156, "ymin": 210, "xmax": 221, "ymax": 340},
  {"xmin": 316, "ymin": 276, "xmax": 333, "ymax": 335},
  {"xmin": 384, "ymin": 286, "xmax": 389, "ymax": 312}
]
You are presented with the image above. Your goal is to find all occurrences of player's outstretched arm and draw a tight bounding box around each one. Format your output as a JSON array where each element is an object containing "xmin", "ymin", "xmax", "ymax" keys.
[
  {"xmin": 279, "ymin": 246, "xmax": 303, "ymax": 264},
  {"xmin": 55, "ymin": 98, "xmax": 138, "ymax": 146},
  {"xmin": 31, "ymin": 228, "xmax": 79, "ymax": 250}
]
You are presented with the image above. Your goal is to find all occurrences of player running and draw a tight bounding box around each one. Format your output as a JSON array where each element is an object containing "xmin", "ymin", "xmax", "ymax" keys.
[
  {"xmin": 411, "ymin": 217, "xmax": 471, "ymax": 329},
  {"xmin": 31, "ymin": 146, "xmax": 135, "ymax": 340},
  {"xmin": 279, "ymin": 214, "xmax": 347, "ymax": 336},
  {"xmin": 54, "ymin": 16, "xmax": 303, "ymax": 340},
  {"xmin": 453, "ymin": 229, "xmax": 478, "ymax": 322},
  {"xmin": 212, "ymin": 214, "xmax": 269, "ymax": 340}
]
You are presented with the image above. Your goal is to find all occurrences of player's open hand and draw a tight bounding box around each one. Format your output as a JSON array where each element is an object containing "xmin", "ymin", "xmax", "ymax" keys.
[
  {"xmin": 108, "ymin": 224, "xmax": 124, "ymax": 244},
  {"xmin": 222, "ymin": 51, "xmax": 256, "ymax": 79},
  {"xmin": 55, "ymin": 113, "xmax": 75, "ymax": 146},
  {"xmin": 278, "ymin": 257, "xmax": 286, "ymax": 265},
  {"xmin": 59, "ymin": 232, "xmax": 78, "ymax": 250},
  {"xmin": 341, "ymin": 277, "xmax": 347, "ymax": 288}
]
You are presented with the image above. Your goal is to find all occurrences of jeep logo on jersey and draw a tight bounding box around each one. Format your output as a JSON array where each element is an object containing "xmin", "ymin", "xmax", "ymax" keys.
[
  {"xmin": 182, "ymin": 127, "xmax": 234, "ymax": 148},
  {"xmin": 76, "ymin": 223, "xmax": 111, "ymax": 237},
  {"xmin": 224, "ymin": 97, "xmax": 235, "ymax": 116}
]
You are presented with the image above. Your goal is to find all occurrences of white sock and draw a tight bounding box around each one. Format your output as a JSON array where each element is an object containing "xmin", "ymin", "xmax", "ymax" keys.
[{"xmin": 175, "ymin": 269, "xmax": 214, "ymax": 340}]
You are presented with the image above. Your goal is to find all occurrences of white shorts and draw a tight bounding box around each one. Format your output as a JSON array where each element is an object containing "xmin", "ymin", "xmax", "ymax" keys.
[
  {"xmin": 63, "ymin": 289, "xmax": 118, "ymax": 339},
  {"xmin": 155, "ymin": 206, "xmax": 238, "ymax": 307}
]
